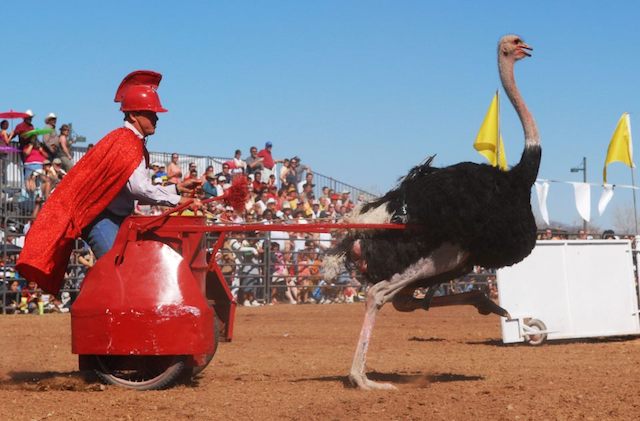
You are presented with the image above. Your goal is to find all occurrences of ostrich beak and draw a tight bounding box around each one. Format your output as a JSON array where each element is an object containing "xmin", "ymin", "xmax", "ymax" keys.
[{"xmin": 520, "ymin": 43, "xmax": 533, "ymax": 57}]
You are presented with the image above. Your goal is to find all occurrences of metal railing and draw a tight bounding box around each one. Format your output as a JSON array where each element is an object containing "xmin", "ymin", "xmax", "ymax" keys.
[{"xmin": 1, "ymin": 143, "xmax": 496, "ymax": 313}]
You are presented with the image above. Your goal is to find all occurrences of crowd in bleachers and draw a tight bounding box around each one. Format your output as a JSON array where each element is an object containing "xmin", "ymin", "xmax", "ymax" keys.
[{"xmin": 3, "ymin": 113, "xmax": 629, "ymax": 313}]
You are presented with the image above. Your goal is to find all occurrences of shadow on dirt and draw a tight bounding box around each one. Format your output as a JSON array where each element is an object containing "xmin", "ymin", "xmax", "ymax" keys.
[
  {"xmin": 408, "ymin": 336, "xmax": 445, "ymax": 342},
  {"xmin": 0, "ymin": 370, "xmax": 101, "ymax": 391},
  {"xmin": 299, "ymin": 371, "xmax": 484, "ymax": 388},
  {"xmin": 467, "ymin": 335, "xmax": 640, "ymax": 347}
]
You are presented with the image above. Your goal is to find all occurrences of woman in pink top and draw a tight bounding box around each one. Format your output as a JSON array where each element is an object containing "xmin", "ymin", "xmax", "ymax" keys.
[{"xmin": 22, "ymin": 136, "xmax": 49, "ymax": 199}]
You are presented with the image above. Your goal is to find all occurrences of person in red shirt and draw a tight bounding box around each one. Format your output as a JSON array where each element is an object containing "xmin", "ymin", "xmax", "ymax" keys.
[
  {"xmin": 257, "ymin": 141, "xmax": 278, "ymax": 180},
  {"xmin": 11, "ymin": 109, "xmax": 35, "ymax": 149},
  {"xmin": 252, "ymin": 171, "xmax": 265, "ymax": 193}
]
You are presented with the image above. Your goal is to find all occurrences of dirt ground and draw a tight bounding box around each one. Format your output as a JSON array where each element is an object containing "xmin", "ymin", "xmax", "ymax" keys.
[{"xmin": 1, "ymin": 304, "xmax": 640, "ymax": 420}]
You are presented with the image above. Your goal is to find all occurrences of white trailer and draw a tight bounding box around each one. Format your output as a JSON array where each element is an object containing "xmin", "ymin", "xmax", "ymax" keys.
[{"xmin": 497, "ymin": 240, "xmax": 640, "ymax": 345}]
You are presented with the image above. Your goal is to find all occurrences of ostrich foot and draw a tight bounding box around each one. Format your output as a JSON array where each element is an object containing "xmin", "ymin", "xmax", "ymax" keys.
[{"xmin": 348, "ymin": 372, "xmax": 398, "ymax": 391}]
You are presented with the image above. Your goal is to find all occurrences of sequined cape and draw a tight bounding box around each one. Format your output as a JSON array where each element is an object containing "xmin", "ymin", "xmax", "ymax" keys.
[{"xmin": 16, "ymin": 128, "xmax": 144, "ymax": 294}]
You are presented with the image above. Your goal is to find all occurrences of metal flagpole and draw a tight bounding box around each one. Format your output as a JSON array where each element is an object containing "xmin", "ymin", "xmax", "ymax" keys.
[
  {"xmin": 627, "ymin": 113, "xmax": 638, "ymax": 235},
  {"xmin": 631, "ymin": 168, "xmax": 638, "ymax": 234},
  {"xmin": 496, "ymin": 89, "xmax": 500, "ymax": 169}
]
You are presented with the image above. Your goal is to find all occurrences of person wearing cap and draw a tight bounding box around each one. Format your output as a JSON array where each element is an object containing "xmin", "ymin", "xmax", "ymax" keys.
[
  {"xmin": 310, "ymin": 200, "xmax": 322, "ymax": 219},
  {"xmin": 10, "ymin": 109, "xmax": 35, "ymax": 148},
  {"xmin": 257, "ymin": 141, "xmax": 277, "ymax": 180},
  {"xmin": 202, "ymin": 172, "xmax": 220, "ymax": 199},
  {"xmin": 17, "ymin": 70, "xmax": 202, "ymax": 295}
]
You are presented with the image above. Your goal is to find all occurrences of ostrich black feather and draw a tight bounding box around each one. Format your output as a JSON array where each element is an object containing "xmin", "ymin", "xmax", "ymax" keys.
[{"xmin": 333, "ymin": 145, "xmax": 541, "ymax": 284}]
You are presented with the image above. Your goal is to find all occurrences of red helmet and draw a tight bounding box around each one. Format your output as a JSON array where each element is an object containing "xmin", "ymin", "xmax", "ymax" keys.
[{"xmin": 114, "ymin": 70, "xmax": 168, "ymax": 113}]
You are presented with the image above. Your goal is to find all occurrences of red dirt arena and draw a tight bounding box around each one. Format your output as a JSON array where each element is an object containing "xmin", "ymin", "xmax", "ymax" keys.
[{"xmin": 1, "ymin": 304, "xmax": 640, "ymax": 420}]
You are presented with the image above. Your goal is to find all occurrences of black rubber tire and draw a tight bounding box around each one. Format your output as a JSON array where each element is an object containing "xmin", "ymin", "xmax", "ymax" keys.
[
  {"xmin": 191, "ymin": 314, "xmax": 220, "ymax": 376},
  {"xmin": 524, "ymin": 319, "xmax": 547, "ymax": 346},
  {"xmin": 94, "ymin": 355, "xmax": 186, "ymax": 390}
]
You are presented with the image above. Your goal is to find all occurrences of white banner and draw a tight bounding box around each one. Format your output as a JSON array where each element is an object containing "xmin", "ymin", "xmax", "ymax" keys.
[
  {"xmin": 534, "ymin": 181, "xmax": 550, "ymax": 226},
  {"xmin": 598, "ymin": 184, "xmax": 615, "ymax": 216},
  {"xmin": 571, "ymin": 182, "xmax": 591, "ymax": 222}
]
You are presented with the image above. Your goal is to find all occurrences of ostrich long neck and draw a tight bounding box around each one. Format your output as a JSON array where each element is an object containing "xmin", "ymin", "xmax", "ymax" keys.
[{"xmin": 498, "ymin": 56, "xmax": 539, "ymax": 148}]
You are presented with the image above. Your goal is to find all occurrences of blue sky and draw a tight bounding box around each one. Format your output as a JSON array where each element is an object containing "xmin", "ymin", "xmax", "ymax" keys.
[{"xmin": 3, "ymin": 1, "xmax": 640, "ymax": 230}]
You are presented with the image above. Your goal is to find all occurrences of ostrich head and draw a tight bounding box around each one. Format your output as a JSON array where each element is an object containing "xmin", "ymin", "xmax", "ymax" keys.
[{"xmin": 498, "ymin": 34, "xmax": 532, "ymax": 61}]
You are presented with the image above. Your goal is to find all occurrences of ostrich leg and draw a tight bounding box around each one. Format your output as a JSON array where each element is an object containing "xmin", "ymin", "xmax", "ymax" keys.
[{"xmin": 349, "ymin": 244, "xmax": 469, "ymax": 390}]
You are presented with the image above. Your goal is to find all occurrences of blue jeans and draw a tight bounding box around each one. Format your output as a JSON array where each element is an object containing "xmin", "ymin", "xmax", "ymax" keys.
[{"xmin": 81, "ymin": 211, "xmax": 124, "ymax": 260}]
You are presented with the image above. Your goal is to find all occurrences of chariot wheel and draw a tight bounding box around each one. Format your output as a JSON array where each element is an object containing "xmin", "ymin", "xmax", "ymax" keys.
[
  {"xmin": 523, "ymin": 318, "xmax": 547, "ymax": 346},
  {"xmin": 94, "ymin": 355, "xmax": 186, "ymax": 390}
]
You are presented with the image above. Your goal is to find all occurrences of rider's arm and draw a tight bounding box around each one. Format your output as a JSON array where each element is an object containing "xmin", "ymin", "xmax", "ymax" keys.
[{"xmin": 125, "ymin": 159, "xmax": 182, "ymax": 207}]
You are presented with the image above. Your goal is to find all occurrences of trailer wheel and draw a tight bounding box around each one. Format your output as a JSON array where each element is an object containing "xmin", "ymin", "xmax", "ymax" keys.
[
  {"xmin": 94, "ymin": 355, "xmax": 186, "ymax": 390},
  {"xmin": 191, "ymin": 314, "xmax": 221, "ymax": 377},
  {"xmin": 524, "ymin": 319, "xmax": 547, "ymax": 346}
]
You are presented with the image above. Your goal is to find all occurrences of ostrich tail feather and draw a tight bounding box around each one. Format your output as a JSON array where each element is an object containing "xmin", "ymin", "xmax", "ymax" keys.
[
  {"xmin": 226, "ymin": 176, "xmax": 250, "ymax": 212},
  {"xmin": 323, "ymin": 252, "xmax": 346, "ymax": 281}
]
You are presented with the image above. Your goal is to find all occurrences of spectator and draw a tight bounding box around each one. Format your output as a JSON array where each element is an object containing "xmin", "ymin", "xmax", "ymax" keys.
[
  {"xmin": 56, "ymin": 124, "xmax": 74, "ymax": 172},
  {"xmin": 218, "ymin": 247, "xmax": 238, "ymax": 298},
  {"xmin": 602, "ymin": 229, "xmax": 616, "ymax": 240},
  {"xmin": 215, "ymin": 175, "xmax": 226, "ymax": 196},
  {"xmin": 245, "ymin": 146, "xmax": 264, "ymax": 175},
  {"xmin": 184, "ymin": 167, "xmax": 198, "ymax": 183},
  {"xmin": 341, "ymin": 190, "xmax": 354, "ymax": 212},
  {"xmin": 310, "ymin": 200, "xmax": 322, "ymax": 219},
  {"xmin": 279, "ymin": 158, "xmax": 290, "ymax": 186},
  {"xmin": 202, "ymin": 172, "xmax": 220, "ymax": 198},
  {"xmin": 52, "ymin": 158, "xmax": 67, "ymax": 180},
  {"xmin": 3, "ymin": 280, "xmax": 21, "ymax": 314},
  {"xmin": 199, "ymin": 165, "xmax": 212, "ymax": 183},
  {"xmin": 153, "ymin": 163, "xmax": 168, "ymax": 185},
  {"xmin": 42, "ymin": 113, "xmax": 59, "ymax": 159},
  {"xmin": 291, "ymin": 157, "xmax": 311, "ymax": 189},
  {"xmin": 287, "ymin": 185, "xmax": 299, "ymax": 209},
  {"xmin": 22, "ymin": 136, "xmax": 48, "ymax": 204},
  {"xmin": 229, "ymin": 231, "xmax": 263, "ymax": 306},
  {"xmin": 257, "ymin": 141, "xmax": 278, "ymax": 180},
  {"xmin": 41, "ymin": 160, "xmax": 57, "ymax": 196},
  {"xmin": 252, "ymin": 171, "xmax": 264, "ymax": 193},
  {"xmin": 268, "ymin": 241, "xmax": 290, "ymax": 304},
  {"xmin": 167, "ymin": 152, "xmax": 182, "ymax": 184},
  {"xmin": 228, "ymin": 149, "xmax": 246, "ymax": 176},
  {"xmin": 183, "ymin": 162, "xmax": 197, "ymax": 181},
  {"xmin": 297, "ymin": 171, "xmax": 314, "ymax": 194},
  {"xmin": 0, "ymin": 119, "xmax": 11, "ymax": 146},
  {"xmin": 297, "ymin": 240, "xmax": 322, "ymax": 304},
  {"xmin": 264, "ymin": 185, "xmax": 278, "ymax": 202},
  {"xmin": 215, "ymin": 162, "xmax": 232, "ymax": 184},
  {"xmin": 20, "ymin": 280, "xmax": 42, "ymax": 314},
  {"xmin": 10, "ymin": 109, "xmax": 35, "ymax": 150}
]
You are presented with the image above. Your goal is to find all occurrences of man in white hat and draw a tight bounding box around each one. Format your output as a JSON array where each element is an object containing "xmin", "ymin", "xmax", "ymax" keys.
[{"xmin": 42, "ymin": 113, "xmax": 60, "ymax": 158}]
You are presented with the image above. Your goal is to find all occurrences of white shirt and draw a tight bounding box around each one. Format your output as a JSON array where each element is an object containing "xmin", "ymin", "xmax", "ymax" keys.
[{"xmin": 107, "ymin": 123, "xmax": 182, "ymax": 216}]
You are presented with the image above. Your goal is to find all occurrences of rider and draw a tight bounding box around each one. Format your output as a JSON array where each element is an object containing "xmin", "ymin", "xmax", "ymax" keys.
[{"xmin": 16, "ymin": 70, "xmax": 202, "ymax": 294}]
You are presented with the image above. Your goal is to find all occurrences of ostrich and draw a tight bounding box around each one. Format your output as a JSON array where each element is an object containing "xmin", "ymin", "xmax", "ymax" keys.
[{"xmin": 328, "ymin": 35, "xmax": 540, "ymax": 390}]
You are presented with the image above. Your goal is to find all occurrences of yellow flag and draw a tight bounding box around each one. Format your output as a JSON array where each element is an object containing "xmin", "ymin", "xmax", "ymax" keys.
[
  {"xmin": 474, "ymin": 92, "xmax": 508, "ymax": 170},
  {"xmin": 603, "ymin": 112, "xmax": 633, "ymax": 183}
]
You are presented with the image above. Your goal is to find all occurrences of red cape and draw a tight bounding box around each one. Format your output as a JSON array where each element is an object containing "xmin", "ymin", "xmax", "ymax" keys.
[{"xmin": 16, "ymin": 128, "xmax": 144, "ymax": 294}]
